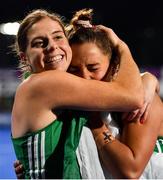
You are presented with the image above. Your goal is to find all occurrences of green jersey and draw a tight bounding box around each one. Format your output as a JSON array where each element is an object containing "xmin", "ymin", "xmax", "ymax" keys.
[{"xmin": 12, "ymin": 111, "xmax": 87, "ymax": 179}]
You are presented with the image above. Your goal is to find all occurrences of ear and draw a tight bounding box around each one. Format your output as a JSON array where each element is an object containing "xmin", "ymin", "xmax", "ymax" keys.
[{"xmin": 19, "ymin": 52, "xmax": 27, "ymax": 62}]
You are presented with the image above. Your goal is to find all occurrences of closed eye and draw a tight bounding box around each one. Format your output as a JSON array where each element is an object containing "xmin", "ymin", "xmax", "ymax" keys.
[{"xmin": 87, "ymin": 65, "xmax": 100, "ymax": 72}]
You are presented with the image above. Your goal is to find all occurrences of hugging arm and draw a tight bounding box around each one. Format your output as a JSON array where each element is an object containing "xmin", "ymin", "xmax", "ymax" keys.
[
  {"xmin": 91, "ymin": 93, "xmax": 163, "ymax": 178},
  {"xmin": 122, "ymin": 72, "xmax": 160, "ymax": 122},
  {"xmin": 28, "ymin": 27, "xmax": 144, "ymax": 112},
  {"xmin": 13, "ymin": 27, "xmax": 145, "ymax": 178},
  {"xmin": 137, "ymin": 72, "xmax": 160, "ymax": 121}
]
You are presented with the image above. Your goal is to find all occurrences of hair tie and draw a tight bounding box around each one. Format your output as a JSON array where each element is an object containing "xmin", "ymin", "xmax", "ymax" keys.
[{"xmin": 76, "ymin": 20, "xmax": 92, "ymax": 28}]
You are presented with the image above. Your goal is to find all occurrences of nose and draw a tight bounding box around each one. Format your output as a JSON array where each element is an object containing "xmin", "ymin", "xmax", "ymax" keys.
[{"xmin": 45, "ymin": 38, "xmax": 58, "ymax": 52}]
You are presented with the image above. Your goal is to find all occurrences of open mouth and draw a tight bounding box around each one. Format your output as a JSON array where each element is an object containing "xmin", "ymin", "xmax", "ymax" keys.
[{"xmin": 45, "ymin": 55, "xmax": 63, "ymax": 64}]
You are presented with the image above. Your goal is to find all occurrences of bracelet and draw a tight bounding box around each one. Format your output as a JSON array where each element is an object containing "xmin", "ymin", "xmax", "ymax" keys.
[{"xmin": 95, "ymin": 131, "xmax": 115, "ymax": 149}]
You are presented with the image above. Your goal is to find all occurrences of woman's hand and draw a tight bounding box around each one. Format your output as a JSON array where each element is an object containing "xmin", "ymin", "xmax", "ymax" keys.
[
  {"xmin": 13, "ymin": 160, "xmax": 24, "ymax": 179},
  {"xmin": 96, "ymin": 25, "xmax": 121, "ymax": 48},
  {"xmin": 122, "ymin": 72, "xmax": 160, "ymax": 123}
]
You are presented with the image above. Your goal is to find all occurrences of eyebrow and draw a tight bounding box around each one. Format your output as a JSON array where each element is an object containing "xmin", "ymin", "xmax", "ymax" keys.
[
  {"xmin": 52, "ymin": 30, "xmax": 64, "ymax": 35},
  {"xmin": 87, "ymin": 63, "xmax": 100, "ymax": 67},
  {"xmin": 31, "ymin": 30, "xmax": 65, "ymax": 42}
]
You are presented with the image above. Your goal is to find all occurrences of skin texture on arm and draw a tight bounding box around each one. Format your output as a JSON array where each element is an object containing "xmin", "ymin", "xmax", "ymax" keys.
[
  {"xmin": 12, "ymin": 34, "xmax": 145, "ymax": 137},
  {"xmin": 26, "ymin": 22, "xmax": 144, "ymax": 113},
  {"xmin": 12, "ymin": 8, "xmax": 161, "ymax": 178},
  {"xmin": 141, "ymin": 72, "xmax": 160, "ymax": 94},
  {"xmin": 13, "ymin": 44, "xmax": 162, "ymax": 180},
  {"xmin": 122, "ymin": 72, "xmax": 160, "ymax": 122},
  {"xmin": 20, "ymin": 34, "xmax": 144, "ymax": 112},
  {"xmin": 91, "ymin": 93, "xmax": 163, "ymax": 179},
  {"xmin": 98, "ymin": 26, "xmax": 144, "ymax": 107},
  {"xmin": 139, "ymin": 72, "xmax": 160, "ymax": 121},
  {"xmin": 68, "ymin": 24, "xmax": 162, "ymax": 178},
  {"xmin": 12, "ymin": 19, "xmax": 144, "ymax": 137},
  {"xmin": 11, "ymin": 9, "xmax": 145, "ymax": 178}
]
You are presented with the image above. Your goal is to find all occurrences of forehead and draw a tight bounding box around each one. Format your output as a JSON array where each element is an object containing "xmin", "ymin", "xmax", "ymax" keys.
[
  {"xmin": 71, "ymin": 43, "xmax": 106, "ymax": 56},
  {"xmin": 71, "ymin": 42, "xmax": 102, "ymax": 55},
  {"xmin": 27, "ymin": 17, "xmax": 64, "ymax": 39},
  {"xmin": 71, "ymin": 42, "xmax": 109, "ymax": 64}
]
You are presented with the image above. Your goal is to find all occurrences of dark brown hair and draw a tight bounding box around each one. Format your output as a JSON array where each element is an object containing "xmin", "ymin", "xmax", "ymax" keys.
[{"xmin": 67, "ymin": 8, "xmax": 120, "ymax": 81}]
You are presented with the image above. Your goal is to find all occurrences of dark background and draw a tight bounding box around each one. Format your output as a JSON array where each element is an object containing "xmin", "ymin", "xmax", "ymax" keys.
[
  {"xmin": 0, "ymin": 2, "xmax": 163, "ymax": 178},
  {"xmin": 0, "ymin": 0, "xmax": 163, "ymax": 69}
]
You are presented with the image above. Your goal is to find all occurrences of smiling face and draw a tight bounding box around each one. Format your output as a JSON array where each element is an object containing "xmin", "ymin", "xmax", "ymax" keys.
[
  {"xmin": 69, "ymin": 42, "xmax": 110, "ymax": 80},
  {"xmin": 21, "ymin": 17, "xmax": 72, "ymax": 73}
]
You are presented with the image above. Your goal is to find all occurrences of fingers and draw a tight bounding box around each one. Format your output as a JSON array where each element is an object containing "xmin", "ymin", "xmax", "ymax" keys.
[
  {"xmin": 16, "ymin": 172, "xmax": 24, "ymax": 179},
  {"xmin": 130, "ymin": 102, "xmax": 150, "ymax": 124},
  {"xmin": 15, "ymin": 164, "xmax": 23, "ymax": 173},
  {"xmin": 140, "ymin": 103, "xmax": 151, "ymax": 123},
  {"xmin": 122, "ymin": 104, "xmax": 148, "ymax": 123},
  {"xmin": 14, "ymin": 160, "xmax": 24, "ymax": 179},
  {"xmin": 122, "ymin": 110, "xmax": 139, "ymax": 122},
  {"xmin": 14, "ymin": 160, "xmax": 21, "ymax": 168},
  {"xmin": 95, "ymin": 25, "xmax": 120, "ymax": 47}
]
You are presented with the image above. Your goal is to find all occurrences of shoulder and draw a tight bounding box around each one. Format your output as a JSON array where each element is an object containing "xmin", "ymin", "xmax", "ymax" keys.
[{"xmin": 15, "ymin": 72, "xmax": 48, "ymax": 96}]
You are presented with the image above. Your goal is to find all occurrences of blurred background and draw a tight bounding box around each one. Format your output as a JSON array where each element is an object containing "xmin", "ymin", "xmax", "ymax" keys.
[{"xmin": 0, "ymin": 0, "xmax": 163, "ymax": 178}]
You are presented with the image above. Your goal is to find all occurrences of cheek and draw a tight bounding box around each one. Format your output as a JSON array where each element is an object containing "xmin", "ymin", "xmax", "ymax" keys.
[
  {"xmin": 67, "ymin": 47, "xmax": 72, "ymax": 62},
  {"xmin": 92, "ymin": 71, "xmax": 104, "ymax": 80},
  {"xmin": 27, "ymin": 48, "xmax": 41, "ymax": 59},
  {"xmin": 30, "ymin": 53, "xmax": 42, "ymax": 64},
  {"xmin": 96, "ymin": 73, "xmax": 105, "ymax": 80},
  {"xmin": 95, "ymin": 67, "xmax": 108, "ymax": 80},
  {"xmin": 27, "ymin": 52, "xmax": 43, "ymax": 71},
  {"xmin": 63, "ymin": 44, "xmax": 72, "ymax": 61}
]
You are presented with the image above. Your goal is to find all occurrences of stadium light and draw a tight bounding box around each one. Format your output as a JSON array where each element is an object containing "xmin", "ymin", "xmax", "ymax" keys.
[{"xmin": 0, "ymin": 22, "xmax": 20, "ymax": 35}]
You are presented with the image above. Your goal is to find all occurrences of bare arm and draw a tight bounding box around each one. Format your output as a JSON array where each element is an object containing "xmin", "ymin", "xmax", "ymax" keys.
[
  {"xmin": 139, "ymin": 72, "xmax": 160, "ymax": 121},
  {"xmin": 22, "ymin": 31, "xmax": 143, "ymax": 112},
  {"xmin": 141, "ymin": 72, "xmax": 160, "ymax": 94},
  {"xmin": 122, "ymin": 72, "xmax": 160, "ymax": 122},
  {"xmin": 91, "ymin": 93, "xmax": 163, "ymax": 178}
]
